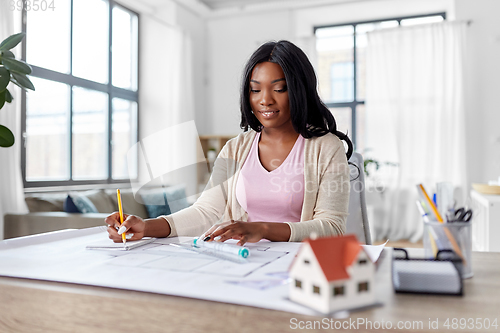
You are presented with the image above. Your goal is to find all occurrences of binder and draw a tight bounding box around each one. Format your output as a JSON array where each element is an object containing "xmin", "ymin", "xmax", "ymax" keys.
[{"xmin": 392, "ymin": 248, "xmax": 463, "ymax": 296}]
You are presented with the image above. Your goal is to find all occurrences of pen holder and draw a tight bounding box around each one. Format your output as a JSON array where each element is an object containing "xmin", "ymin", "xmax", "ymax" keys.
[{"xmin": 423, "ymin": 221, "xmax": 473, "ymax": 279}]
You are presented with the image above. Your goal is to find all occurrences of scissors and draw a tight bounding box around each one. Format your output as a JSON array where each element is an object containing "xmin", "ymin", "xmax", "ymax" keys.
[{"xmin": 449, "ymin": 207, "xmax": 473, "ymax": 222}]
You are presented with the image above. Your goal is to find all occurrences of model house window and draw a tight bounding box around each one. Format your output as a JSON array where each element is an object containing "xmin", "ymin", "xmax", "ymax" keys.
[
  {"xmin": 295, "ymin": 279, "xmax": 302, "ymax": 289},
  {"xmin": 315, "ymin": 13, "xmax": 445, "ymax": 152},
  {"xmin": 313, "ymin": 285, "xmax": 321, "ymax": 294},
  {"xmin": 22, "ymin": 0, "xmax": 139, "ymax": 187},
  {"xmin": 304, "ymin": 259, "xmax": 310, "ymax": 264},
  {"xmin": 358, "ymin": 282, "xmax": 369, "ymax": 292},
  {"xmin": 358, "ymin": 259, "xmax": 367, "ymax": 265},
  {"xmin": 333, "ymin": 285, "xmax": 345, "ymax": 296}
]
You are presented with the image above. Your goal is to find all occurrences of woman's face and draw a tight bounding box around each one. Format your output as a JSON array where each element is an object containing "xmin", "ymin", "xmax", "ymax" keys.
[{"xmin": 249, "ymin": 62, "xmax": 291, "ymax": 130}]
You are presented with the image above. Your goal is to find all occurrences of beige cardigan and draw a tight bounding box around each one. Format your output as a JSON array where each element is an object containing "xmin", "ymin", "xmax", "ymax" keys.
[{"xmin": 162, "ymin": 130, "xmax": 350, "ymax": 242}]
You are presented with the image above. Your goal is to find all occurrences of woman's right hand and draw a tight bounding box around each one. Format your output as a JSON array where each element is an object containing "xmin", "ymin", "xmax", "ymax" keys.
[
  {"xmin": 104, "ymin": 212, "xmax": 146, "ymax": 243},
  {"xmin": 199, "ymin": 221, "xmax": 233, "ymax": 241}
]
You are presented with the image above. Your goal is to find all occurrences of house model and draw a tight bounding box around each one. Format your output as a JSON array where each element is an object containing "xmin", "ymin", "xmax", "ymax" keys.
[{"xmin": 289, "ymin": 234, "xmax": 375, "ymax": 314}]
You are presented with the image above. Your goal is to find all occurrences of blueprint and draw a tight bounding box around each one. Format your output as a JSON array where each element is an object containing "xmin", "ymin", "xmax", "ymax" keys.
[
  {"xmin": 99, "ymin": 235, "xmax": 289, "ymax": 277},
  {"xmin": 0, "ymin": 227, "xmax": 317, "ymax": 315}
]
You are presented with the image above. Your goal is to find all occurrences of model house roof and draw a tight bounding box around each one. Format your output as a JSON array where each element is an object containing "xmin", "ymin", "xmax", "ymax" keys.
[{"xmin": 304, "ymin": 234, "xmax": 363, "ymax": 282}]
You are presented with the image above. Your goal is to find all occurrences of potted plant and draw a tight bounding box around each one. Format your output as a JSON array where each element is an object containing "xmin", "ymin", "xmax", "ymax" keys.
[{"xmin": 0, "ymin": 32, "xmax": 35, "ymax": 148}]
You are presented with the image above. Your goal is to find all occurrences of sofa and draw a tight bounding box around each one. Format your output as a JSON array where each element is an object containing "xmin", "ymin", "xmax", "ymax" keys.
[{"xmin": 4, "ymin": 185, "xmax": 190, "ymax": 240}]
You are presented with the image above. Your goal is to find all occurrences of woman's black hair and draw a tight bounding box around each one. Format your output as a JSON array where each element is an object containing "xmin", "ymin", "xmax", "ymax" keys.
[{"xmin": 239, "ymin": 40, "xmax": 353, "ymax": 160}]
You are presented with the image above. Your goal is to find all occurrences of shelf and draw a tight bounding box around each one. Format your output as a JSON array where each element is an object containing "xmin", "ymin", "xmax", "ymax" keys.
[{"xmin": 197, "ymin": 135, "xmax": 236, "ymax": 192}]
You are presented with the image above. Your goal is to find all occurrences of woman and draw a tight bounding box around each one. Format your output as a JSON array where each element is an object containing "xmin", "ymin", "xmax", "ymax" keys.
[{"xmin": 106, "ymin": 40, "xmax": 353, "ymax": 245}]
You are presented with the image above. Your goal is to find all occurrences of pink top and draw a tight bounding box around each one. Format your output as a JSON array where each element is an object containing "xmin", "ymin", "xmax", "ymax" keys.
[{"xmin": 236, "ymin": 132, "xmax": 305, "ymax": 222}]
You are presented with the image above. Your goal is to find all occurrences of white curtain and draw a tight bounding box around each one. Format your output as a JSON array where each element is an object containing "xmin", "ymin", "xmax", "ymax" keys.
[
  {"xmin": 0, "ymin": 0, "xmax": 29, "ymax": 240},
  {"xmin": 365, "ymin": 22, "xmax": 467, "ymax": 242}
]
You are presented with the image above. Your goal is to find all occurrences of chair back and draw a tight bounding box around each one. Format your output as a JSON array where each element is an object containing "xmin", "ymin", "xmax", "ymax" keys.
[{"xmin": 346, "ymin": 152, "xmax": 372, "ymax": 244}]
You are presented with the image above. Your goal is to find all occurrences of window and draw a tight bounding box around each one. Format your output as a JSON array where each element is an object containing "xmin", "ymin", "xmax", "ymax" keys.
[
  {"xmin": 295, "ymin": 279, "xmax": 302, "ymax": 289},
  {"xmin": 313, "ymin": 285, "xmax": 321, "ymax": 295},
  {"xmin": 333, "ymin": 285, "xmax": 345, "ymax": 296},
  {"xmin": 330, "ymin": 62, "xmax": 353, "ymax": 102},
  {"xmin": 315, "ymin": 13, "xmax": 445, "ymax": 152},
  {"xmin": 358, "ymin": 259, "xmax": 367, "ymax": 265},
  {"xmin": 358, "ymin": 281, "xmax": 369, "ymax": 292},
  {"xmin": 22, "ymin": 0, "xmax": 139, "ymax": 187},
  {"xmin": 304, "ymin": 259, "xmax": 310, "ymax": 264}
]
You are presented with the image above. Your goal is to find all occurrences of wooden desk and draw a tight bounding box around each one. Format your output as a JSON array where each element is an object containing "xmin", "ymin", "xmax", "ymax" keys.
[{"xmin": 1, "ymin": 251, "xmax": 499, "ymax": 333}]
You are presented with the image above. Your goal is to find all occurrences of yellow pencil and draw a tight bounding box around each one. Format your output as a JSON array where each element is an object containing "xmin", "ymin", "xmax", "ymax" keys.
[
  {"xmin": 117, "ymin": 189, "xmax": 126, "ymax": 245},
  {"xmin": 417, "ymin": 184, "xmax": 465, "ymax": 264}
]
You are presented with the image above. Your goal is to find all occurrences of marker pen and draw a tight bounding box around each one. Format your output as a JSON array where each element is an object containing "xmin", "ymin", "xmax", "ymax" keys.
[{"xmin": 193, "ymin": 238, "xmax": 250, "ymax": 258}]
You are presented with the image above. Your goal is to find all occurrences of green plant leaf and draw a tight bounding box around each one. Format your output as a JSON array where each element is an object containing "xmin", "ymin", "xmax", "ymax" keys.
[
  {"xmin": 0, "ymin": 32, "xmax": 25, "ymax": 51},
  {"xmin": 0, "ymin": 90, "xmax": 5, "ymax": 109},
  {"xmin": 0, "ymin": 50, "xmax": 15, "ymax": 58},
  {"xmin": 0, "ymin": 124, "xmax": 15, "ymax": 147},
  {"xmin": 363, "ymin": 159, "xmax": 380, "ymax": 177},
  {"xmin": 0, "ymin": 67, "xmax": 9, "ymax": 92},
  {"xmin": 2, "ymin": 57, "xmax": 32, "ymax": 75},
  {"xmin": 4, "ymin": 89, "xmax": 13, "ymax": 103},
  {"xmin": 11, "ymin": 72, "xmax": 35, "ymax": 91}
]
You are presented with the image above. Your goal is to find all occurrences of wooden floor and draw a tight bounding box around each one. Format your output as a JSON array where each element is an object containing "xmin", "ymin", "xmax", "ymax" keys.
[{"xmin": 374, "ymin": 239, "xmax": 423, "ymax": 248}]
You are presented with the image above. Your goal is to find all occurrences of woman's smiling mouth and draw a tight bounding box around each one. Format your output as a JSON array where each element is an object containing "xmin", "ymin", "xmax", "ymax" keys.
[{"xmin": 259, "ymin": 110, "xmax": 279, "ymax": 118}]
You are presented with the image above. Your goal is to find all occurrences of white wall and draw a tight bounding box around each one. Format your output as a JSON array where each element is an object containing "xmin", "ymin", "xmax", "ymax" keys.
[
  {"xmin": 454, "ymin": 0, "xmax": 500, "ymax": 183},
  {"xmin": 140, "ymin": 17, "xmax": 175, "ymax": 137},
  {"xmin": 175, "ymin": 5, "xmax": 209, "ymax": 135},
  {"xmin": 136, "ymin": 1, "xmax": 206, "ymax": 137},
  {"xmin": 207, "ymin": 10, "xmax": 293, "ymax": 135}
]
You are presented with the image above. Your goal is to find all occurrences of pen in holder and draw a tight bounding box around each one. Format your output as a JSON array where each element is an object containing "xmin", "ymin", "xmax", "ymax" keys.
[{"xmin": 423, "ymin": 221, "xmax": 473, "ymax": 279}]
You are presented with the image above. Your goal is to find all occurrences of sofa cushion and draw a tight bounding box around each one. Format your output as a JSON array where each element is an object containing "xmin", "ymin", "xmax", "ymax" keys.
[
  {"xmin": 163, "ymin": 184, "xmax": 190, "ymax": 214},
  {"xmin": 139, "ymin": 185, "xmax": 189, "ymax": 218},
  {"xmin": 63, "ymin": 195, "xmax": 80, "ymax": 213},
  {"xmin": 70, "ymin": 190, "xmax": 116, "ymax": 214},
  {"xmin": 25, "ymin": 193, "xmax": 67, "ymax": 212},
  {"xmin": 140, "ymin": 191, "xmax": 171, "ymax": 218},
  {"xmin": 71, "ymin": 195, "xmax": 99, "ymax": 213},
  {"xmin": 106, "ymin": 188, "xmax": 149, "ymax": 219}
]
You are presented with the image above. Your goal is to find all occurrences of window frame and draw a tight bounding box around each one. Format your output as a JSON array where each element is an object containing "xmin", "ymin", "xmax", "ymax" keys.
[
  {"xmin": 314, "ymin": 12, "xmax": 446, "ymax": 149},
  {"xmin": 20, "ymin": 0, "xmax": 140, "ymax": 188}
]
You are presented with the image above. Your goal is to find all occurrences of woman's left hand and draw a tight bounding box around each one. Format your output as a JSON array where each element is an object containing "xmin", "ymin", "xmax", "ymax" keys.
[{"xmin": 208, "ymin": 221, "xmax": 267, "ymax": 246}]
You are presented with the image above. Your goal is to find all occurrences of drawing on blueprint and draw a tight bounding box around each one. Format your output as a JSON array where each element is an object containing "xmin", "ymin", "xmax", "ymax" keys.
[{"xmin": 104, "ymin": 237, "xmax": 290, "ymax": 278}]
